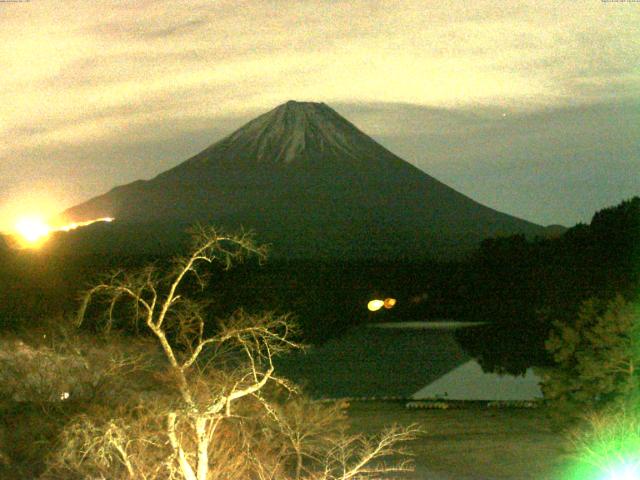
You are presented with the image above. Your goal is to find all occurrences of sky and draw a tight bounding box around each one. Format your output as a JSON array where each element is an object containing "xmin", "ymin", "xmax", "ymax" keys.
[{"xmin": 1, "ymin": 0, "xmax": 639, "ymax": 231}]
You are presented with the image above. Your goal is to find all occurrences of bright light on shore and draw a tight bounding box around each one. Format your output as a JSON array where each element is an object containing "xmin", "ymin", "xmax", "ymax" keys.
[
  {"xmin": 368, "ymin": 298, "xmax": 398, "ymax": 312},
  {"xmin": 11, "ymin": 216, "xmax": 115, "ymax": 249},
  {"xmin": 15, "ymin": 216, "xmax": 50, "ymax": 245},
  {"xmin": 384, "ymin": 298, "xmax": 397, "ymax": 309},
  {"xmin": 367, "ymin": 299, "xmax": 385, "ymax": 312}
]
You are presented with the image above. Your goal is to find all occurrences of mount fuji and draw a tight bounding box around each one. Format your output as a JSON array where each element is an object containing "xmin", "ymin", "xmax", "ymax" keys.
[{"xmin": 60, "ymin": 101, "xmax": 546, "ymax": 258}]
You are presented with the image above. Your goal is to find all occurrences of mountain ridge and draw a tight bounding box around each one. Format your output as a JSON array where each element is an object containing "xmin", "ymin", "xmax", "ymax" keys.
[{"xmin": 60, "ymin": 100, "xmax": 546, "ymax": 259}]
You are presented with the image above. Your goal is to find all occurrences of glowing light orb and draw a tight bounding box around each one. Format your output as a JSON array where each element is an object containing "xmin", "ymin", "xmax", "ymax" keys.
[
  {"xmin": 14, "ymin": 216, "xmax": 51, "ymax": 245},
  {"xmin": 367, "ymin": 299, "xmax": 385, "ymax": 312},
  {"xmin": 368, "ymin": 298, "xmax": 398, "ymax": 312},
  {"xmin": 384, "ymin": 298, "xmax": 397, "ymax": 309}
]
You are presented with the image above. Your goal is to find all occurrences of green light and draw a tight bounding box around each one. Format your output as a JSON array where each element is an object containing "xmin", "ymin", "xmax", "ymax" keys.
[
  {"xmin": 604, "ymin": 462, "xmax": 639, "ymax": 480},
  {"xmin": 565, "ymin": 458, "xmax": 640, "ymax": 480},
  {"xmin": 562, "ymin": 404, "xmax": 640, "ymax": 480}
]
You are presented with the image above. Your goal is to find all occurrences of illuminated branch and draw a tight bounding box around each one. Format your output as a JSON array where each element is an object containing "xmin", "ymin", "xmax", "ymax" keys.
[
  {"xmin": 65, "ymin": 227, "xmax": 416, "ymax": 480},
  {"xmin": 167, "ymin": 412, "xmax": 197, "ymax": 480}
]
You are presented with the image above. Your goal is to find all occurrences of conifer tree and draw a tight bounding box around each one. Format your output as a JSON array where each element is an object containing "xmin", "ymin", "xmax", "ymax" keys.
[{"xmin": 540, "ymin": 295, "xmax": 640, "ymax": 416}]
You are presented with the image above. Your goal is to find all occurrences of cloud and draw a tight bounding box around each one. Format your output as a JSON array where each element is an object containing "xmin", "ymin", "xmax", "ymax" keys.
[
  {"xmin": 364, "ymin": 100, "xmax": 640, "ymax": 226},
  {"xmin": 2, "ymin": 1, "xmax": 638, "ymax": 146},
  {"xmin": 0, "ymin": 0, "xmax": 638, "ymax": 228}
]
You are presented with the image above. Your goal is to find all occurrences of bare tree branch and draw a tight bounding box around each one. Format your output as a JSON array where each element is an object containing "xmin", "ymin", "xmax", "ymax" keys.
[{"xmin": 50, "ymin": 228, "xmax": 416, "ymax": 480}]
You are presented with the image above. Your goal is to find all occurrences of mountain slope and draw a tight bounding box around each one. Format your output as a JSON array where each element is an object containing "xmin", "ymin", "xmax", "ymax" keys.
[{"xmin": 61, "ymin": 101, "xmax": 545, "ymax": 258}]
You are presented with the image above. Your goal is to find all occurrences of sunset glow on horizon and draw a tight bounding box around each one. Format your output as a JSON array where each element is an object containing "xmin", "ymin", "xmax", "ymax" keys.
[
  {"xmin": 9, "ymin": 216, "xmax": 114, "ymax": 249},
  {"xmin": 14, "ymin": 216, "xmax": 51, "ymax": 245}
]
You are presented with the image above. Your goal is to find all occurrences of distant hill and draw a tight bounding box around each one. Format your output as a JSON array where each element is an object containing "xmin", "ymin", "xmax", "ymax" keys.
[
  {"xmin": 59, "ymin": 101, "xmax": 546, "ymax": 259},
  {"xmin": 541, "ymin": 224, "xmax": 568, "ymax": 238}
]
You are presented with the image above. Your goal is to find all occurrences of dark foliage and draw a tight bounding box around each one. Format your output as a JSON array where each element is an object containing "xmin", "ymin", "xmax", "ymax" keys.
[
  {"xmin": 541, "ymin": 295, "xmax": 640, "ymax": 416},
  {"xmin": 1, "ymin": 197, "xmax": 638, "ymax": 375},
  {"xmin": 455, "ymin": 196, "xmax": 640, "ymax": 373}
]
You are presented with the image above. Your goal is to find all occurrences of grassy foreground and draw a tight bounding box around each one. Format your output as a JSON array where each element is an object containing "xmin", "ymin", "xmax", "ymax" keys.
[{"xmin": 346, "ymin": 401, "xmax": 568, "ymax": 480}]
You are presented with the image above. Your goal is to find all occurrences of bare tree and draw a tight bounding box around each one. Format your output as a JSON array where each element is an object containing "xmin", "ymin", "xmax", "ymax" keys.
[{"xmin": 45, "ymin": 227, "xmax": 418, "ymax": 480}]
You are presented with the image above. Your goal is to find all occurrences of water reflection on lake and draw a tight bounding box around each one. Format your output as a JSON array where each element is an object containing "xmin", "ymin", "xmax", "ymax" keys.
[{"xmin": 276, "ymin": 321, "xmax": 543, "ymax": 400}]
